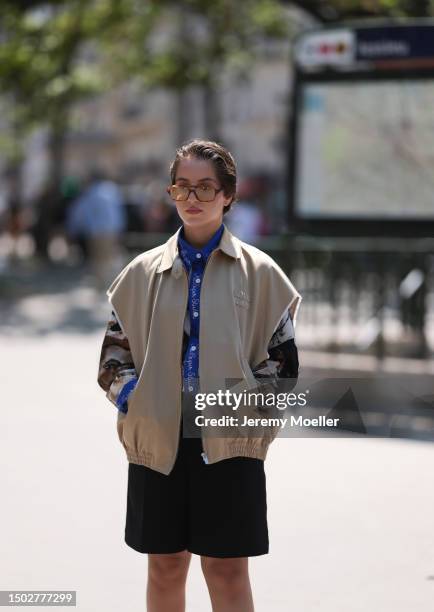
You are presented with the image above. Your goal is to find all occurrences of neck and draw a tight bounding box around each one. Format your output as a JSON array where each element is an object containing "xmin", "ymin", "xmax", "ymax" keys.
[{"xmin": 182, "ymin": 218, "xmax": 223, "ymax": 248}]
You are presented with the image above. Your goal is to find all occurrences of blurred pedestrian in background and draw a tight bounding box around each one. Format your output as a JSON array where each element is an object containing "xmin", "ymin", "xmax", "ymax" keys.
[
  {"xmin": 31, "ymin": 176, "xmax": 81, "ymax": 264},
  {"xmin": 2, "ymin": 167, "xmax": 28, "ymax": 264},
  {"xmin": 143, "ymin": 180, "xmax": 180, "ymax": 233},
  {"xmin": 225, "ymin": 177, "xmax": 264, "ymax": 243},
  {"xmin": 65, "ymin": 168, "xmax": 126, "ymax": 289}
]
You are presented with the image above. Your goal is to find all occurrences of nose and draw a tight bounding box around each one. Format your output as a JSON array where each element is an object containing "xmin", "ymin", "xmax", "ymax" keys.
[{"xmin": 186, "ymin": 190, "xmax": 198, "ymax": 203}]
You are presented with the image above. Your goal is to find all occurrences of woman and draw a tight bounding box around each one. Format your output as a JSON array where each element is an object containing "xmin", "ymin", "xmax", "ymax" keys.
[{"xmin": 97, "ymin": 139, "xmax": 302, "ymax": 612}]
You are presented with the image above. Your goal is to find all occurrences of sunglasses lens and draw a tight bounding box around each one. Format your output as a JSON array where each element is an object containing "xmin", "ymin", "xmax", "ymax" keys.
[
  {"xmin": 170, "ymin": 186, "xmax": 188, "ymax": 201},
  {"xmin": 196, "ymin": 187, "xmax": 216, "ymax": 202}
]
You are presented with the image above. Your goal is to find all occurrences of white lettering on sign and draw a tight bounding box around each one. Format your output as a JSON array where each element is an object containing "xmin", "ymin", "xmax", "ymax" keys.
[{"xmin": 358, "ymin": 40, "xmax": 410, "ymax": 58}]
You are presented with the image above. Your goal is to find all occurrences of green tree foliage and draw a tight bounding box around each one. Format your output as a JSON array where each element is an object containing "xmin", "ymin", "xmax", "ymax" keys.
[
  {"xmin": 0, "ymin": 0, "xmax": 294, "ymax": 158},
  {"xmin": 1, "ymin": 0, "xmax": 432, "ymax": 169},
  {"xmin": 108, "ymin": 0, "xmax": 294, "ymax": 140},
  {"xmin": 0, "ymin": 0, "xmax": 160, "ymax": 175}
]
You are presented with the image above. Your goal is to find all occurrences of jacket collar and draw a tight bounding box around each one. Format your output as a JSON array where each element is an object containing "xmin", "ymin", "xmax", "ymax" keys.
[{"xmin": 156, "ymin": 223, "xmax": 241, "ymax": 273}]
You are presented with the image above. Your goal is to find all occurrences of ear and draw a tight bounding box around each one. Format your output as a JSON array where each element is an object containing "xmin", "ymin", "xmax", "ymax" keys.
[
  {"xmin": 223, "ymin": 201, "xmax": 233, "ymax": 214},
  {"xmin": 222, "ymin": 193, "xmax": 233, "ymax": 208}
]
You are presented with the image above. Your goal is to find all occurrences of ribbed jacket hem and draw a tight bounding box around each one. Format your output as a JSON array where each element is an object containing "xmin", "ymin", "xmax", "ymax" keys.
[
  {"xmin": 206, "ymin": 439, "xmax": 270, "ymax": 464},
  {"xmin": 126, "ymin": 452, "xmax": 155, "ymax": 468},
  {"xmin": 125, "ymin": 441, "xmax": 270, "ymax": 470}
]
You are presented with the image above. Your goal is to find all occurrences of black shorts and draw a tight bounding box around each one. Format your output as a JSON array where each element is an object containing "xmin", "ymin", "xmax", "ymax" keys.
[{"xmin": 124, "ymin": 423, "xmax": 269, "ymax": 558}]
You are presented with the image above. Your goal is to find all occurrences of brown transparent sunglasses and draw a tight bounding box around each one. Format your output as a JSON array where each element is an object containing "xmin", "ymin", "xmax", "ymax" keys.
[{"xmin": 167, "ymin": 184, "xmax": 224, "ymax": 202}]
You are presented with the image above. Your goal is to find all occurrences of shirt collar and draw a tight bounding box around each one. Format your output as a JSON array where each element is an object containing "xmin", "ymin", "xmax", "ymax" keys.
[
  {"xmin": 156, "ymin": 223, "xmax": 241, "ymax": 273},
  {"xmin": 178, "ymin": 223, "xmax": 224, "ymax": 264}
]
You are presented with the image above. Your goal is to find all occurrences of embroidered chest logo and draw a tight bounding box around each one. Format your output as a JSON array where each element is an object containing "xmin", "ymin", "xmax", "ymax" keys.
[{"xmin": 234, "ymin": 289, "xmax": 250, "ymax": 308}]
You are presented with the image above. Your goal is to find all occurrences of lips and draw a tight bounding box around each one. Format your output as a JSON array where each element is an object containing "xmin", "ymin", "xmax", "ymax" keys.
[{"xmin": 186, "ymin": 207, "xmax": 202, "ymax": 213}]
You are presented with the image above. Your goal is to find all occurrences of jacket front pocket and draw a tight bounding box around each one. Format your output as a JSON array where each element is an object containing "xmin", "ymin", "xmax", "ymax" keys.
[
  {"xmin": 116, "ymin": 410, "xmax": 127, "ymax": 447},
  {"xmin": 241, "ymin": 357, "xmax": 259, "ymax": 390},
  {"xmin": 126, "ymin": 383, "xmax": 139, "ymax": 410}
]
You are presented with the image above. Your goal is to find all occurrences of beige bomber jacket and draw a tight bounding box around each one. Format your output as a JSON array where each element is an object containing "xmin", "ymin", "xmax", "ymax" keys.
[{"xmin": 106, "ymin": 224, "xmax": 302, "ymax": 475}]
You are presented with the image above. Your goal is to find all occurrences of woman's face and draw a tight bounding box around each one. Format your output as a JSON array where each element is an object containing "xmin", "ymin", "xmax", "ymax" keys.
[{"xmin": 171, "ymin": 157, "xmax": 232, "ymax": 228}]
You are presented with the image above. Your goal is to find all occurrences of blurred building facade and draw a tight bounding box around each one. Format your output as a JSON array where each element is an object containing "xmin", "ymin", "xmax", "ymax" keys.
[{"xmin": 17, "ymin": 5, "xmax": 314, "ymax": 219}]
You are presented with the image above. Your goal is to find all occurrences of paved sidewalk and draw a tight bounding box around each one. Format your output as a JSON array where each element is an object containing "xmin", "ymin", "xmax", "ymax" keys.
[
  {"xmin": 1, "ymin": 262, "xmax": 434, "ymax": 610},
  {"xmin": 1, "ymin": 331, "xmax": 434, "ymax": 611}
]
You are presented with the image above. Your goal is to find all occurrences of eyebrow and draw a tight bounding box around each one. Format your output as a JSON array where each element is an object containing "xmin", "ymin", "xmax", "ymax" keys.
[{"xmin": 176, "ymin": 177, "xmax": 218, "ymax": 183}]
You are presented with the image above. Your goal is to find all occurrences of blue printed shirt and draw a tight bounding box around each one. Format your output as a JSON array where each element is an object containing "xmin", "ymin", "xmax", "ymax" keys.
[{"xmin": 177, "ymin": 223, "xmax": 225, "ymax": 393}]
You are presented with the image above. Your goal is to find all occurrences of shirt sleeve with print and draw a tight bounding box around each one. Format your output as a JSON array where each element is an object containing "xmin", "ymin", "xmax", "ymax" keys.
[
  {"xmin": 251, "ymin": 305, "xmax": 299, "ymax": 393},
  {"xmin": 97, "ymin": 311, "xmax": 138, "ymax": 414}
]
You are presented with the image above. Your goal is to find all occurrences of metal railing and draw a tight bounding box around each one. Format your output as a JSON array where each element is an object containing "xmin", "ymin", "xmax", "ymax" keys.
[{"xmin": 123, "ymin": 231, "xmax": 434, "ymax": 360}]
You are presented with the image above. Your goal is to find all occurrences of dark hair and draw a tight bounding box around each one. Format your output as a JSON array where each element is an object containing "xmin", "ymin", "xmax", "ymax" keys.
[{"xmin": 169, "ymin": 139, "xmax": 237, "ymax": 214}]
